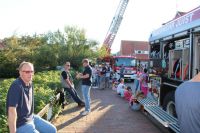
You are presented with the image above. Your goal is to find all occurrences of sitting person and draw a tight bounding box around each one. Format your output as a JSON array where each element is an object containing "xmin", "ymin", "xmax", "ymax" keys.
[
  {"xmin": 116, "ymin": 78, "xmax": 125, "ymax": 97},
  {"xmin": 124, "ymin": 86, "xmax": 132, "ymax": 101},
  {"xmin": 112, "ymin": 71, "xmax": 119, "ymax": 91},
  {"xmin": 112, "ymin": 79, "xmax": 118, "ymax": 91},
  {"xmin": 129, "ymin": 92, "xmax": 145, "ymax": 111}
]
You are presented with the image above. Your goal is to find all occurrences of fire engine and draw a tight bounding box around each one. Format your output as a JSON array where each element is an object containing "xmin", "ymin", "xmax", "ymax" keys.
[
  {"xmin": 112, "ymin": 55, "xmax": 137, "ymax": 80},
  {"xmin": 138, "ymin": 5, "xmax": 200, "ymax": 133},
  {"xmin": 101, "ymin": 0, "xmax": 138, "ymax": 80}
]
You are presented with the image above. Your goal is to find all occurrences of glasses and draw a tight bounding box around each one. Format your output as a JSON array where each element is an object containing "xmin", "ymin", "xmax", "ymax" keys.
[
  {"xmin": 66, "ymin": 65, "xmax": 70, "ymax": 66},
  {"xmin": 22, "ymin": 71, "xmax": 34, "ymax": 74}
]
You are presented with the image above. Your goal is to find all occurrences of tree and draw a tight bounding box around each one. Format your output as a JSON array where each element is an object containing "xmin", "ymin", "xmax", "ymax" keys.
[{"xmin": 0, "ymin": 26, "xmax": 101, "ymax": 78}]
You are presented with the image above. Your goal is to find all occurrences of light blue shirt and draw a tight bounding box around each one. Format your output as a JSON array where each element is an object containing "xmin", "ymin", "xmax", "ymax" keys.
[{"xmin": 175, "ymin": 81, "xmax": 200, "ymax": 133}]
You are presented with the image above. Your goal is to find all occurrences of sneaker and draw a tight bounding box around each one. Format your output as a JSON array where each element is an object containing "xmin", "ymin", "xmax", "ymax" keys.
[
  {"xmin": 78, "ymin": 103, "xmax": 85, "ymax": 107},
  {"xmin": 92, "ymin": 86, "xmax": 98, "ymax": 89},
  {"xmin": 82, "ymin": 111, "xmax": 90, "ymax": 116},
  {"xmin": 62, "ymin": 104, "xmax": 65, "ymax": 109}
]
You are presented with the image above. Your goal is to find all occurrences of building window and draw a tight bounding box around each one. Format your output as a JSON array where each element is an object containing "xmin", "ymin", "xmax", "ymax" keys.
[{"xmin": 135, "ymin": 50, "xmax": 149, "ymax": 54}]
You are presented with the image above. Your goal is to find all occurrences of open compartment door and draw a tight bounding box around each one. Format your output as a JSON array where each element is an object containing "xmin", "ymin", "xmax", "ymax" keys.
[
  {"xmin": 181, "ymin": 48, "xmax": 189, "ymax": 80},
  {"xmin": 193, "ymin": 35, "xmax": 200, "ymax": 76}
]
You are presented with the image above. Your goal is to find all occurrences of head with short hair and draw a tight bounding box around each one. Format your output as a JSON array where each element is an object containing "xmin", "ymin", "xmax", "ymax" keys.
[
  {"xmin": 18, "ymin": 61, "xmax": 34, "ymax": 84},
  {"xmin": 144, "ymin": 68, "xmax": 147, "ymax": 73},
  {"xmin": 82, "ymin": 59, "xmax": 89, "ymax": 67},
  {"xmin": 120, "ymin": 78, "xmax": 124, "ymax": 83},
  {"xmin": 127, "ymin": 86, "xmax": 131, "ymax": 91},
  {"xmin": 64, "ymin": 61, "xmax": 71, "ymax": 70}
]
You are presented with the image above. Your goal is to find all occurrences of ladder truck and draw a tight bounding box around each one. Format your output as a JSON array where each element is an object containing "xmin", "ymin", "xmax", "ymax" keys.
[
  {"xmin": 137, "ymin": 5, "xmax": 200, "ymax": 133},
  {"xmin": 101, "ymin": 0, "xmax": 138, "ymax": 80},
  {"xmin": 103, "ymin": 0, "xmax": 129, "ymax": 52}
]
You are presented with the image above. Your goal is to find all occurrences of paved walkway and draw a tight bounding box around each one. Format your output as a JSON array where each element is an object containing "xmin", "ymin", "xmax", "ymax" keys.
[{"xmin": 53, "ymin": 88, "xmax": 162, "ymax": 133}]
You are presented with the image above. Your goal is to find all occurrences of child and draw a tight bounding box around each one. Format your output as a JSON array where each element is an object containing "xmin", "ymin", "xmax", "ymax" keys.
[
  {"xmin": 129, "ymin": 92, "xmax": 145, "ymax": 111},
  {"xmin": 117, "ymin": 78, "xmax": 125, "ymax": 97},
  {"xmin": 112, "ymin": 79, "xmax": 118, "ymax": 91},
  {"xmin": 124, "ymin": 86, "xmax": 132, "ymax": 101},
  {"xmin": 140, "ymin": 68, "xmax": 148, "ymax": 97}
]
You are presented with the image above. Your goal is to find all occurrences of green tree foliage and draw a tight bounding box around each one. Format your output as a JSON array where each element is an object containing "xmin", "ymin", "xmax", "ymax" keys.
[{"xmin": 0, "ymin": 26, "xmax": 105, "ymax": 78}]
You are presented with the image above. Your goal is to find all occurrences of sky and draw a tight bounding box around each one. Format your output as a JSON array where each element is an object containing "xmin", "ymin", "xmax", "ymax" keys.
[{"xmin": 0, "ymin": 0, "xmax": 200, "ymax": 53}]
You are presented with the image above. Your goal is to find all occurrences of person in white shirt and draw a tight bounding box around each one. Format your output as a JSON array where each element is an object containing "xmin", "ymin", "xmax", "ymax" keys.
[{"xmin": 117, "ymin": 78, "xmax": 125, "ymax": 96}]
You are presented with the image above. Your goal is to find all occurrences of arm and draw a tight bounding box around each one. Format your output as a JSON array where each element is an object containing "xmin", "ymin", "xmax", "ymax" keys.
[
  {"xmin": 65, "ymin": 78, "xmax": 74, "ymax": 88},
  {"xmin": 79, "ymin": 74, "xmax": 89, "ymax": 79},
  {"xmin": 62, "ymin": 71, "xmax": 74, "ymax": 88},
  {"xmin": 8, "ymin": 107, "xmax": 17, "ymax": 133},
  {"xmin": 78, "ymin": 67, "xmax": 92, "ymax": 79}
]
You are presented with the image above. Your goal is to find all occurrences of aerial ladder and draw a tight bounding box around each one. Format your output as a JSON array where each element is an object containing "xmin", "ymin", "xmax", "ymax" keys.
[{"xmin": 103, "ymin": 0, "xmax": 129, "ymax": 53}]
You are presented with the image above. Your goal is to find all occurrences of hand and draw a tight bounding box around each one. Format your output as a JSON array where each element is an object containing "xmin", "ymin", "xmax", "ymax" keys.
[
  {"xmin": 76, "ymin": 74, "xmax": 80, "ymax": 79},
  {"xmin": 76, "ymin": 73, "xmax": 82, "ymax": 79}
]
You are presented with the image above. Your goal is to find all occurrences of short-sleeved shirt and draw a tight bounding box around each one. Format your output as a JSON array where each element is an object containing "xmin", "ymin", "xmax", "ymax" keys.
[
  {"xmin": 61, "ymin": 70, "xmax": 73, "ymax": 89},
  {"xmin": 101, "ymin": 67, "xmax": 107, "ymax": 75},
  {"xmin": 175, "ymin": 81, "xmax": 200, "ymax": 133},
  {"xmin": 117, "ymin": 83, "xmax": 125, "ymax": 94},
  {"xmin": 82, "ymin": 65, "xmax": 92, "ymax": 86},
  {"xmin": 6, "ymin": 77, "xmax": 33, "ymax": 128}
]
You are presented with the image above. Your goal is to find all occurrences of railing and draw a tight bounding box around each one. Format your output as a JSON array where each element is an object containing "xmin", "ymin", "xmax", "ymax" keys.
[{"xmin": 37, "ymin": 93, "xmax": 60, "ymax": 121}]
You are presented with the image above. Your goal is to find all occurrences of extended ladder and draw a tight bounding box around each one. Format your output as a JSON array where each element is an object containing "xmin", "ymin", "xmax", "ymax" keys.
[{"xmin": 103, "ymin": 0, "xmax": 129, "ymax": 52}]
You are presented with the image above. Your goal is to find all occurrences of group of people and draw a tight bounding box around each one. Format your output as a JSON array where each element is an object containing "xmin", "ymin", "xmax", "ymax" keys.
[
  {"xmin": 112, "ymin": 65, "xmax": 200, "ymax": 133},
  {"xmin": 112, "ymin": 68, "xmax": 148, "ymax": 111},
  {"xmin": 91, "ymin": 63, "xmax": 112, "ymax": 90},
  {"xmin": 60, "ymin": 59, "xmax": 92, "ymax": 116},
  {"xmin": 6, "ymin": 59, "xmax": 92, "ymax": 133},
  {"xmin": 6, "ymin": 59, "xmax": 200, "ymax": 133}
]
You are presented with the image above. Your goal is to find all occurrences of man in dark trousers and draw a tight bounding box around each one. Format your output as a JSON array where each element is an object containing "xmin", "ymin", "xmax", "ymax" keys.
[
  {"xmin": 175, "ymin": 72, "xmax": 200, "ymax": 133},
  {"xmin": 77, "ymin": 59, "xmax": 92, "ymax": 116},
  {"xmin": 6, "ymin": 62, "xmax": 56, "ymax": 133},
  {"xmin": 100, "ymin": 63, "xmax": 107, "ymax": 89},
  {"xmin": 61, "ymin": 62, "xmax": 85, "ymax": 108}
]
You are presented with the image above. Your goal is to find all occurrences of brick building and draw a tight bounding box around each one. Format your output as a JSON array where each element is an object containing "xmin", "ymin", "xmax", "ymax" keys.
[{"xmin": 120, "ymin": 40, "xmax": 149, "ymax": 60}]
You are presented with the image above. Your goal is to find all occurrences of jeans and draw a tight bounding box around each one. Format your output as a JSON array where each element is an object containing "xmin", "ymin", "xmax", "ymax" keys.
[
  {"xmin": 65, "ymin": 87, "xmax": 84, "ymax": 104},
  {"xmin": 105, "ymin": 77, "xmax": 110, "ymax": 89},
  {"xmin": 16, "ymin": 115, "xmax": 56, "ymax": 133},
  {"xmin": 97, "ymin": 75, "xmax": 100, "ymax": 88},
  {"xmin": 81, "ymin": 85, "xmax": 91, "ymax": 111},
  {"xmin": 100, "ymin": 76, "xmax": 106, "ymax": 89},
  {"xmin": 133, "ymin": 79, "xmax": 140, "ymax": 93}
]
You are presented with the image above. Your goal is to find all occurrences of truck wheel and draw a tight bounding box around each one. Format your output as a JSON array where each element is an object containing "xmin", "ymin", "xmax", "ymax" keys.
[{"xmin": 163, "ymin": 91, "xmax": 177, "ymax": 118}]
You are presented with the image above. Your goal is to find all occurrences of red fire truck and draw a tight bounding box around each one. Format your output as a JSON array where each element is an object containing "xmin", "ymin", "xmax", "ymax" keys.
[{"xmin": 112, "ymin": 55, "xmax": 137, "ymax": 80}]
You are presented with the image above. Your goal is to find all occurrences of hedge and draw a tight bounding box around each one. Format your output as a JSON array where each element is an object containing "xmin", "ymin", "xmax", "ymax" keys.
[{"xmin": 0, "ymin": 70, "xmax": 75, "ymax": 132}]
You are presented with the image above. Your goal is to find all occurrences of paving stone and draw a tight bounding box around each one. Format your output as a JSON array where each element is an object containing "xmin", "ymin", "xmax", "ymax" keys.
[{"xmin": 52, "ymin": 88, "xmax": 162, "ymax": 133}]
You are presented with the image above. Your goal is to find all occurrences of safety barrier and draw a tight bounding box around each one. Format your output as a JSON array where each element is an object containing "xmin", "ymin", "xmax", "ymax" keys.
[{"xmin": 37, "ymin": 93, "xmax": 60, "ymax": 121}]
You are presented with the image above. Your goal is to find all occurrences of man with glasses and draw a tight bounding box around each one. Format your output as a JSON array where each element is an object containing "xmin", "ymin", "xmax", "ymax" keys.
[
  {"xmin": 6, "ymin": 61, "xmax": 56, "ymax": 133},
  {"xmin": 61, "ymin": 62, "xmax": 85, "ymax": 108}
]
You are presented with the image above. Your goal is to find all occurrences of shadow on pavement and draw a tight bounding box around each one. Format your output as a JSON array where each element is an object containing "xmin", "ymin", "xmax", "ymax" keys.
[{"xmin": 56, "ymin": 114, "xmax": 84, "ymax": 130}]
